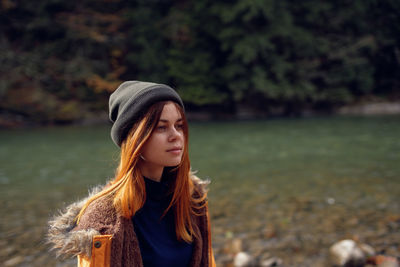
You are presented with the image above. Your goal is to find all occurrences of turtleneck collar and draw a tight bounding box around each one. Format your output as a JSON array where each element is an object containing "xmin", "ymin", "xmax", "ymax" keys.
[{"xmin": 143, "ymin": 167, "xmax": 176, "ymax": 201}]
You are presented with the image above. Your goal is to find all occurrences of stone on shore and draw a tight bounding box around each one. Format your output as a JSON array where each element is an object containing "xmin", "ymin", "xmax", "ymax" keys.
[
  {"xmin": 4, "ymin": 256, "xmax": 24, "ymax": 266},
  {"xmin": 367, "ymin": 255, "xmax": 400, "ymax": 267},
  {"xmin": 234, "ymin": 251, "xmax": 253, "ymax": 267},
  {"xmin": 260, "ymin": 257, "xmax": 283, "ymax": 267},
  {"xmin": 329, "ymin": 239, "xmax": 376, "ymax": 267}
]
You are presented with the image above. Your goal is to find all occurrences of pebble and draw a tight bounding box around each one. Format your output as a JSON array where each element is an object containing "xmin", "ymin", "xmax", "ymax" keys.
[
  {"xmin": 262, "ymin": 224, "xmax": 277, "ymax": 239},
  {"xmin": 4, "ymin": 256, "xmax": 24, "ymax": 266},
  {"xmin": 223, "ymin": 238, "xmax": 243, "ymax": 255},
  {"xmin": 378, "ymin": 262, "xmax": 400, "ymax": 267},
  {"xmin": 326, "ymin": 197, "xmax": 336, "ymax": 205},
  {"xmin": 0, "ymin": 246, "xmax": 15, "ymax": 257},
  {"xmin": 359, "ymin": 243, "xmax": 375, "ymax": 258},
  {"xmin": 261, "ymin": 257, "xmax": 283, "ymax": 267},
  {"xmin": 329, "ymin": 239, "xmax": 372, "ymax": 266},
  {"xmin": 234, "ymin": 251, "xmax": 253, "ymax": 267},
  {"xmin": 368, "ymin": 255, "xmax": 400, "ymax": 267}
]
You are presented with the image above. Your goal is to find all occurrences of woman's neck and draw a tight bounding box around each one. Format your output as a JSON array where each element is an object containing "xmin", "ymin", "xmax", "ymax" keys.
[{"xmin": 138, "ymin": 161, "xmax": 163, "ymax": 182}]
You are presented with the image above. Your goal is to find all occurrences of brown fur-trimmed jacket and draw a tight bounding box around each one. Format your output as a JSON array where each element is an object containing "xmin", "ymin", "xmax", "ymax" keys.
[{"xmin": 48, "ymin": 176, "xmax": 215, "ymax": 267}]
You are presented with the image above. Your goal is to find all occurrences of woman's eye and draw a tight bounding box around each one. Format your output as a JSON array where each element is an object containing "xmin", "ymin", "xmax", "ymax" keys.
[
  {"xmin": 157, "ymin": 126, "xmax": 167, "ymax": 130},
  {"xmin": 176, "ymin": 124, "xmax": 184, "ymax": 130}
]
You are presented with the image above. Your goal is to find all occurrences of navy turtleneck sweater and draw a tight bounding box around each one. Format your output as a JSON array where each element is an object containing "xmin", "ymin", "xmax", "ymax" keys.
[{"xmin": 132, "ymin": 176, "xmax": 193, "ymax": 267}]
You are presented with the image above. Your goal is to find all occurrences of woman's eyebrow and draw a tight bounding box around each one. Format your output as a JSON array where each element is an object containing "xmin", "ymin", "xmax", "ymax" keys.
[{"xmin": 159, "ymin": 118, "xmax": 183, "ymax": 123}]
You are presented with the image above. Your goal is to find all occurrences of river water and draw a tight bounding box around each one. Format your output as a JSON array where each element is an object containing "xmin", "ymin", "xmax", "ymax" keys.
[{"xmin": 0, "ymin": 116, "xmax": 399, "ymax": 266}]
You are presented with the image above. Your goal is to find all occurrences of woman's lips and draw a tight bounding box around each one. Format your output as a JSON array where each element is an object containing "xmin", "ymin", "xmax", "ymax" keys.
[{"xmin": 167, "ymin": 147, "xmax": 182, "ymax": 154}]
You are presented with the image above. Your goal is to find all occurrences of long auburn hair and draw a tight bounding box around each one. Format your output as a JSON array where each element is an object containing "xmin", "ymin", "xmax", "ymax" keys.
[{"xmin": 76, "ymin": 101, "xmax": 207, "ymax": 242}]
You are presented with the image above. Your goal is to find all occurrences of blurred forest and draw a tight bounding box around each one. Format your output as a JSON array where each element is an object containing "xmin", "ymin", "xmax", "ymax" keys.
[{"xmin": 1, "ymin": 0, "xmax": 399, "ymax": 125}]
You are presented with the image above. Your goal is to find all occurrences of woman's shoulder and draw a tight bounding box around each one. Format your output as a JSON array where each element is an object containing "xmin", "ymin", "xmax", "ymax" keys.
[
  {"xmin": 47, "ymin": 184, "xmax": 116, "ymax": 258},
  {"xmin": 75, "ymin": 194, "xmax": 116, "ymax": 230}
]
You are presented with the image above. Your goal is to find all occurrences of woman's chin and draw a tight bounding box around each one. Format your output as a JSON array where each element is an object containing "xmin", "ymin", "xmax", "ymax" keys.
[{"xmin": 164, "ymin": 159, "xmax": 182, "ymax": 167}]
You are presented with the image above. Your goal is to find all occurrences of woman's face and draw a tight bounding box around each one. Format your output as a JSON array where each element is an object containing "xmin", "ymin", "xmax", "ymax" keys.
[{"xmin": 140, "ymin": 102, "xmax": 185, "ymax": 173}]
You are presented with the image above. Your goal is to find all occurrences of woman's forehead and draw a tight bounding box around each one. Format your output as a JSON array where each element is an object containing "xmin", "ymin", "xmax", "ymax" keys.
[{"xmin": 159, "ymin": 102, "xmax": 182, "ymax": 121}]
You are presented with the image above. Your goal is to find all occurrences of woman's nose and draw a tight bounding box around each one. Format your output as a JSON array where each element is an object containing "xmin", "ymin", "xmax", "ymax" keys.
[{"xmin": 169, "ymin": 127, "xmax": 181, "ymax": 141}]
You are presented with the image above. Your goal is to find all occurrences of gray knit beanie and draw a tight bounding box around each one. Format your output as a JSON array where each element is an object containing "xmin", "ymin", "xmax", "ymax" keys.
[{"xmin": 109, "ymin": 81, "xmax": 184, "ymax": 147}]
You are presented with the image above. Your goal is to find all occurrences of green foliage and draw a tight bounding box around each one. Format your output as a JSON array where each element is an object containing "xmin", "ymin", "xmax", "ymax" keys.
[
  {"xmin": 212, "ymin": 0, "xmax": 382, "ymax": 113},
  {"xmin": 0, "ymin": 0, "xmax": 399, "ymax": 123}
]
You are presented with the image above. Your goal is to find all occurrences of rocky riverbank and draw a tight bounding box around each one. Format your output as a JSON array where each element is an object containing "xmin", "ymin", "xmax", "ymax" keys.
[
  {"xmin": 208, "ymin": 192, "xmax": 400, "ymax": 267},
  {"xmin": 338, "ymin": 102, "xmax": 400, "ymax": 116},
  {"xmin": 214, "ymin": 237, "xmax": 399, "ymax": 267}
]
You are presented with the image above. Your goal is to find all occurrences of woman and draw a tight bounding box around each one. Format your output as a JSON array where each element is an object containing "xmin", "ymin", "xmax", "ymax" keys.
[{"xmin": 48, "ymin": 81, "xmax": 215, "ymax": 267}]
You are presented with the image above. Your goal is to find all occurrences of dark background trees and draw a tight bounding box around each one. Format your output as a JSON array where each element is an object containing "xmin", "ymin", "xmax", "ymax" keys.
[{"xmin": 1, "ymin": 0, "xmax": 399, "ymax": 124}]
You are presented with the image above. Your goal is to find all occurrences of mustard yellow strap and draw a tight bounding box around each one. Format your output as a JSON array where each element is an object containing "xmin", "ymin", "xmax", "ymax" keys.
[
  {"xmin": 78, "ymin": 235, "xmax": 112, "ymax": 267},
  {"xmin": 78, "ymin": 255, "xmax": 91, "ymax": 267},
  {"xmin": 210, "ymin": 248, "xmax": 216, "ymax": 267}
]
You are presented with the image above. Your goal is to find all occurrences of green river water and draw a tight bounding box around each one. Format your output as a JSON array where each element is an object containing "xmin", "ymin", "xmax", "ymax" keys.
[{"xmin": 0, "ymin": 115, "xmax": 399, "ymax": 266}]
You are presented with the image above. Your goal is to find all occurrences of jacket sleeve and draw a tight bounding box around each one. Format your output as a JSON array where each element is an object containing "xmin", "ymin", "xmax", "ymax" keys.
[
  {"xmin": 73, "ymin": 197, "xmax": 116, "ymax": 267},
  {"xmin": 77, "ymin": 235, "xmax": 112, "ymax": 267}
]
